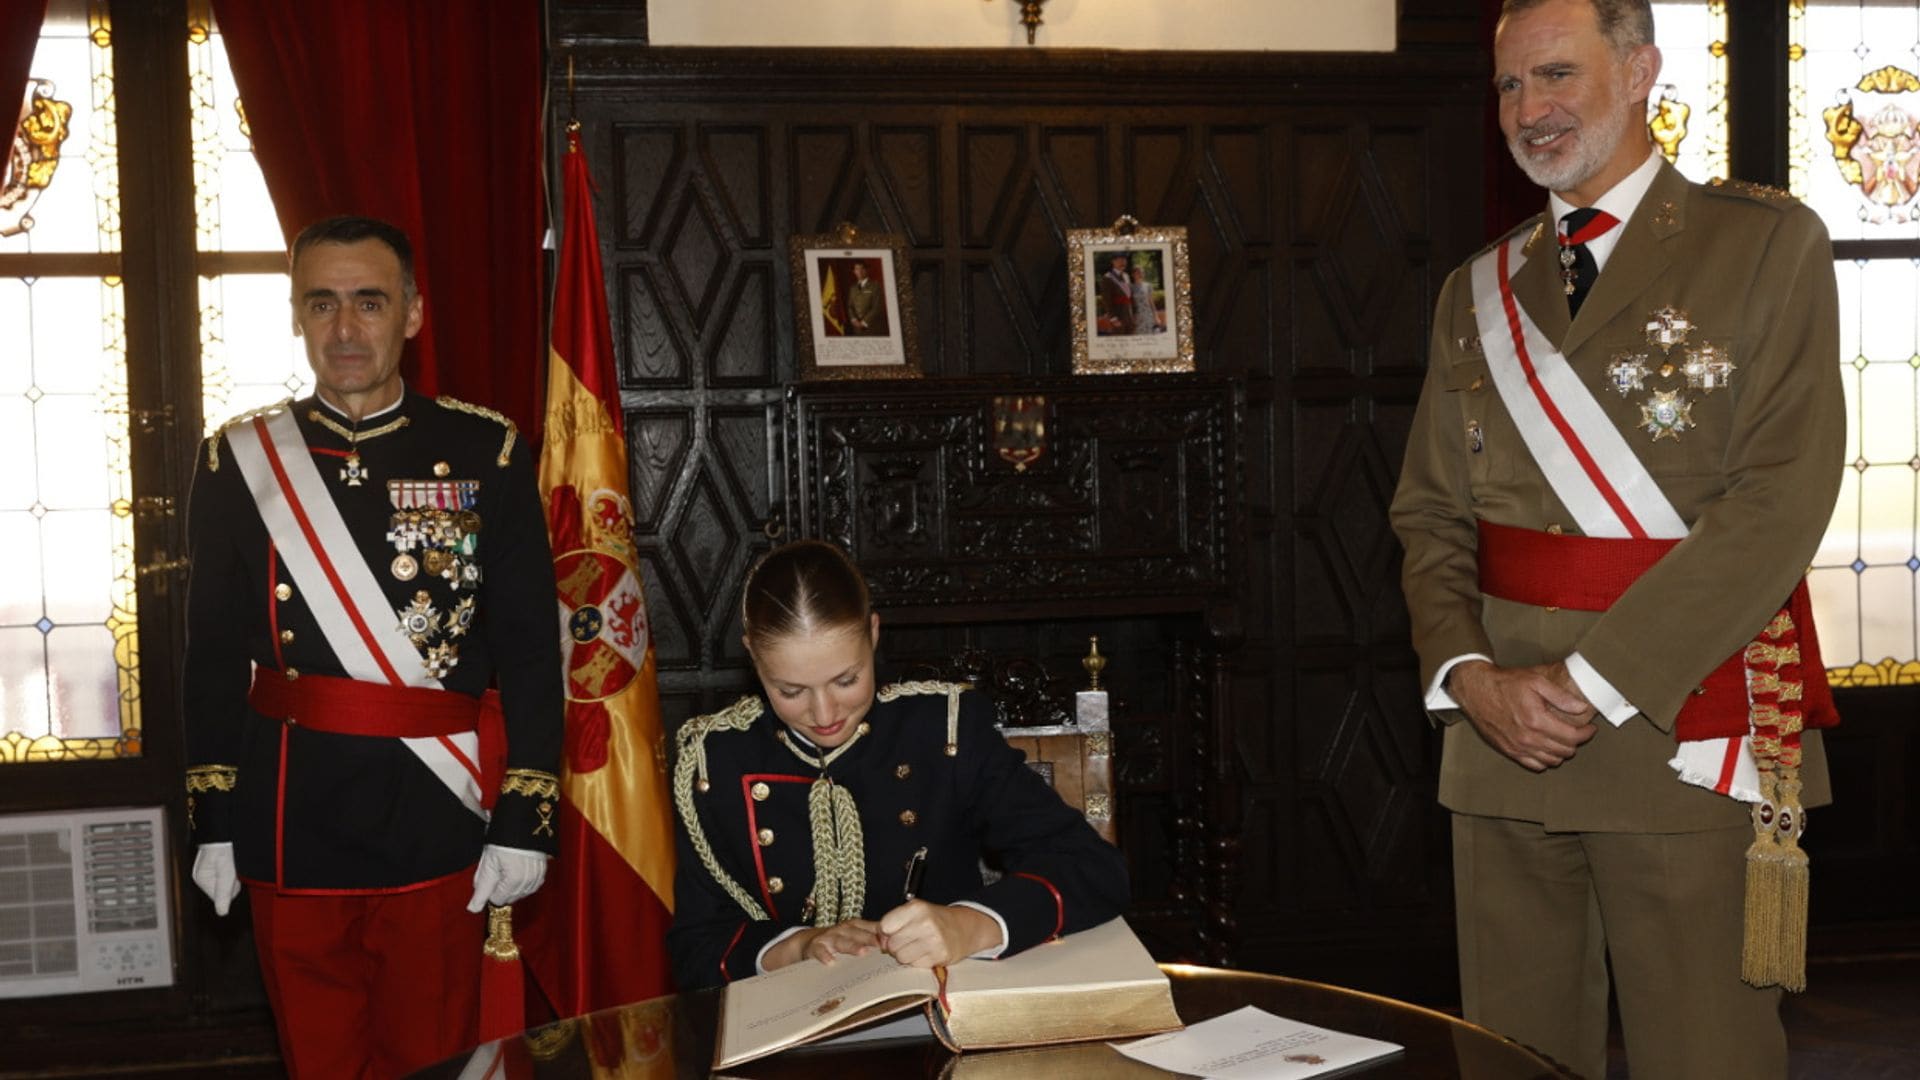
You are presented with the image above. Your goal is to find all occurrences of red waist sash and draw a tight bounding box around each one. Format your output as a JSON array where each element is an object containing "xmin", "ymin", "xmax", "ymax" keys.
[
  {"xmin": 249, "ymin": 669, "xmax": 484, "ymax": 738},
  {"xmin": 1475, "ymin": 519, "xmax": 1839, "ymax": 740}
]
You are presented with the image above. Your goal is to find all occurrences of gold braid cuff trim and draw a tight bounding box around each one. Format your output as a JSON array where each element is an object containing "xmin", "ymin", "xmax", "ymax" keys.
[
  {"xmin": 500, "ymin": 769, "xmax": 559, "ymax": 798},
  {"xmin": 673, "ymin": 696, "xmax": 770, "ymax": 921},
  {"xmin": 436, "ymin": 395, "xmax": 517, "ymax": 466},
  {"xmin": 185, "ymin": 765, "xmax": 238, "ymax": 793},
  {"xmin": 876, "ymin": 680, "xmax": 972, "ymax": 754}
]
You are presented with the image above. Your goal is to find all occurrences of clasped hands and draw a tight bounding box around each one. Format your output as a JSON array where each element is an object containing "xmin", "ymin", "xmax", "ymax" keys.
[
  {"xmin": 1448, "ymin": 658, "xmax": 1597, "ymax": 772},
  {"xmin": 767, "ymin": 900, "xmax": 1000, "ymax": 973}
]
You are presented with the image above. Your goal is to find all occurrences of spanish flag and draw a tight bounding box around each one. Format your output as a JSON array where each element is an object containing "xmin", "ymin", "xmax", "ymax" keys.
[
  {"xmin": 820, "ymin": 262, "xmax": 844, "ymax": 335},
  {"xmin": 517, "ymin": 125, "xmax": 675, "ymax": 1016}
]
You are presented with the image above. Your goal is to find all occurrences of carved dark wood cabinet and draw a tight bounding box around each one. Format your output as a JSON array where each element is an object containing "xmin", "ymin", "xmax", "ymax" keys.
[{"xmin": 784, "ymin": 374, "xmax": 1245, "ymax": 960}]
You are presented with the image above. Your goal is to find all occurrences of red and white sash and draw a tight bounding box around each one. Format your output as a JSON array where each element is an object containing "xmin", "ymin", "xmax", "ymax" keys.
[
  {"xmin": 227, "ymin": 408, "xmax": 487, "ymax": 818},
  {"xmin": 1470, "ymin": 232, "xmax": 1758, "ymax": 801}
]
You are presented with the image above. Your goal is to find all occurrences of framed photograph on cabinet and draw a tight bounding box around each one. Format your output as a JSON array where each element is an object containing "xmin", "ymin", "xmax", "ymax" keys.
[
  {"xmin": 789, "ymin": 224, "xmax": 922, "ymax": 380},
  {"xmin": 1067, "ymin": 217, "xmax": 1194, "ymax": 374}
]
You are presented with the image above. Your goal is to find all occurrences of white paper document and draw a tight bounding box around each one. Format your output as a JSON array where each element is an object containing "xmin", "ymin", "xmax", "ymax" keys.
[{"xmin": 1113, "ymin": 1006, "xmax": 1403, "ymax": 1079}]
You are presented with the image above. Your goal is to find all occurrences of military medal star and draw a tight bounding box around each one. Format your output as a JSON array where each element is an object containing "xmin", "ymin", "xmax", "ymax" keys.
[
  {"xmin": 1639, "ymin": 390, "xmax": 1694, "ymax": 441},
  {"xmin": 1605, "ymin": 352, "xmax": 1650, "ymax": 396}
]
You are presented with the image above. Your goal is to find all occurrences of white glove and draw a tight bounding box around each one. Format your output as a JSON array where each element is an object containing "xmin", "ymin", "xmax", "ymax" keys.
[
  {"xmin": 192, "ymin": 842, "xmax": 241, "ymax": 916},
  {"xmin": 466, "ymin": 845, "xmax": 550, "ymax": 912}
]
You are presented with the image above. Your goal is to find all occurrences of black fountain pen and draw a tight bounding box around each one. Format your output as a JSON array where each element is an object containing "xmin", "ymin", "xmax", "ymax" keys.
[{"xmin": 902, "ymin": 846, "xmax": 928, "ymax": 902}]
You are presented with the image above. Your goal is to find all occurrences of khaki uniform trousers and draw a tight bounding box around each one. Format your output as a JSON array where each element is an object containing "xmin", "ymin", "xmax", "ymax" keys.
[{"xmin": 1453, "ymin": 815, "xmax": 1786, "ymax": 1080}]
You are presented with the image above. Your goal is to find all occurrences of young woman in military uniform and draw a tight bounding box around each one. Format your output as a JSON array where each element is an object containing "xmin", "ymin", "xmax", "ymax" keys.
[{"xmin": 667, "ymin": 540, "xmax": 1129, "ymax": 990}]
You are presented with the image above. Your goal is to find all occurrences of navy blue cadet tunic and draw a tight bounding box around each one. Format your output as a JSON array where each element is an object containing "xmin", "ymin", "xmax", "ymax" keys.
[{"xmin": 668, "ymin": 682, "xmax": 1128, "ymax": 990}]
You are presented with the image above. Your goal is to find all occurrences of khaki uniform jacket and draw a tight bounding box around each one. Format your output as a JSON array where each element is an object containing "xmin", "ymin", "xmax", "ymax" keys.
[{"xmin": 1390, "ymin": 161, "xmax": 1844, "ymax": 832}]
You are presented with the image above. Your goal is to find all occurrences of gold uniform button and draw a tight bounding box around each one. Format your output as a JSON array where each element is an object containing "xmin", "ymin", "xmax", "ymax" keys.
[
  {"xmin": 284, "ymin": 667, "xmax": 300, "ymax": 681},
  {"xmin": 285, "ymin": 717, "xmax": 297, "ymax": 727},
  {"xmin": 1469, "ymin": 376, "xmax": 1485, "ymax": 391},
  {"xmin": 767, "ymin": 876, "xmax": 784, "ymax": 894},
  {"xmin": 279, "ymin": 629, "xmax": 295, "ymax": 645},
  {"xmin": 757, "ymin": 828, "xmax": 775, "ymax": 847},
  {"xmin": 750, "ymin": 782, "xmax": 771, "ymax": 801},
  {"xmin": 1692, "ymin": 685, "xmax": 1708, "ymax": 696},
  {"xmin": 895, "ymin": 764, "xmax": 911, "ymax": 780},
  {"xmin": 275, "ymin": 583, "xmax": 293, "ymax": 601},
  {"xmin": 1546, "ymin": 524, "xmax": 1564, "ymax": 535},
  {"xmin": 433, "ymin": 461, "xmax": 451, "ymax": 477},
  {"xmin": 899, "ymin": 810, "xmax": 918, "ymax": 827}
]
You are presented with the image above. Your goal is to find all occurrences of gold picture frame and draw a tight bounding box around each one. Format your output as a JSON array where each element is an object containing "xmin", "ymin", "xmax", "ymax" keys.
[
  {"xmin": 788, "ymin": 223, "xmax": 923, "ymax": 380},
  {"xmin": 1067, "ymin": 216, "xmax": 1195, "ymax": 374}
]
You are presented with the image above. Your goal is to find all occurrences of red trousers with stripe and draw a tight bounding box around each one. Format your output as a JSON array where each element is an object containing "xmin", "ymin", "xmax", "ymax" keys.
[{"xmin": 247, "ymin": 871, "xmax": 482, "ymax": 1079}]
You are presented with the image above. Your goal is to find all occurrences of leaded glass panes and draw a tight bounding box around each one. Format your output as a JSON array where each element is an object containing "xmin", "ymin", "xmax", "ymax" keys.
[
  {"xmin": 1810, "ymin": 258, "xmax": 1920, "ymax": 687},
  {"xmin": 1650, "ymin": 2, "xmax": 1731, "ymax": 184},
  {"xmin": 1790, "ymin": 1, "xmax": 1920, "ymax": 686},
  {"xmin": 0, "ymin": 0, "xmax": 137, "ymax": 764},
  {"xmin": 1789, "ymin": 0, "xmax": 1920, "ymax": 238},
  {"xmin": 187, "ymin": 3, "xmax": 307, "ymax": 433},
  {"xmin": 186, "ymin": 3, "xmax": 278, "ymax": 252},
  {"xmin": 0, "ymin": 272, "xmax": 136, "ymax": 758},
  {"xmin": 199, "ymin": 273, "xmax": 311, "ymax": 431},
  {"xmin": 0, "ymin": 1, "xmax": 116, "ymax": 255}
]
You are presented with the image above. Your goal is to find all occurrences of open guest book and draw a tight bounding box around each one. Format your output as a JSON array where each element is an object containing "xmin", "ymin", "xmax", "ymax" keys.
[{"xmin": 712, "ymin": 917, "xmax": 1183, "ymax": 1069}]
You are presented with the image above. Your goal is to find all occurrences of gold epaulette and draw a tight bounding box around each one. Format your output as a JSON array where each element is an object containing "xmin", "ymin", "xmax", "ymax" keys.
[
  {"xmin": 436, "ymin": 395, "xmax": 517, "ymax": 467},
  {"xmin": 876, "ymin": 680, "xmax": 973, "ymax": 757},
  {"xmin": 1707, "ymin": 177, "xmax": 1797, "ymax": 206},
  {"xmin": 1465, "ymin": 213, "xmax": 1548, "ymax": 264},
  {"xmin": 205, "ymin": 397, "xmax": 295, "ymax": 471},
  {"xmin": 671, "ymin": 696, "xmax": 770, "ymax": 921}
]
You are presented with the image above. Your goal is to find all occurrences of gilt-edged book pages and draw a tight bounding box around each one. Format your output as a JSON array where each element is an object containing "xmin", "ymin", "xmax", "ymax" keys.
[{"xmin": 713, "ymin": 917, "xmax": 1182, "ymax": 1069}]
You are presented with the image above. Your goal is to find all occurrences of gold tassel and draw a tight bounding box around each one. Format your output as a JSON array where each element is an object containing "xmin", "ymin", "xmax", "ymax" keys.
[
  {"xmin": 484, "ymin": 905, "xmax": 519, "ymax": 962},
  {"xmin": 1741, "ymin": 778, "xmax": 1774, "ymax": 985},
  {"xmin": 1739, "ymin": 617, "xmax": 1811, "ymax": 992}
]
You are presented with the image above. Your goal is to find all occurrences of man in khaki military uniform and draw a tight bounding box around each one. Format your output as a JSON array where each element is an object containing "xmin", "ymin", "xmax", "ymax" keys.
[{"xmin": 1389, "ymin": 2, "xmax": 1844, "ymax": 1078}]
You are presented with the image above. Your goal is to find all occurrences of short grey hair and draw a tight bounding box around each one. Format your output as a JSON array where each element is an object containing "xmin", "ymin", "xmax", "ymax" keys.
[{"xmin": 1498, "ymin": 0, "xmax": 1654, "ymax": 52}]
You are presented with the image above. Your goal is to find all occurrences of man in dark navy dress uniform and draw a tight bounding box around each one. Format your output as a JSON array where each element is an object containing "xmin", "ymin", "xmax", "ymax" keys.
[{"xmin": 182, "ymin": 216, "xmax": 563, "ymax": 1078}]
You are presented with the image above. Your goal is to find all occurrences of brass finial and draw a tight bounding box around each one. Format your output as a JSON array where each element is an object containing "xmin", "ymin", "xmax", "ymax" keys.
[
  {"xmin": 1018, "ymin": 0, "xmax": 1047, "ymax": 45},
  {"xmin": 1082, "ymin": 636, "xmax": 1107, "ymax": 691}
]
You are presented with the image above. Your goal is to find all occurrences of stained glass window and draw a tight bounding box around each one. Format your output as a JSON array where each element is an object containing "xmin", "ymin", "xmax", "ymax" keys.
[
  {"xmin": 0, "ymin": 0, "xmax": 135, "ymax": 763},
  {"xmin": 1791, "ymin": 0, "xmax": 1920, "ymax": 687},
  {"xmin": 187, "ymin": 2, "xmax": 309, "ymax": 432},
  {"xmin": 1788, "ymin": 0, "xmax": 1920, "ymax": 239},
  {"xmin": 1650, "ymin": 2, "xmax": 1731, "ymax": 184},
  {"xmin": 1, "ymin": 2, "xmax": 305, "ymax": 764}
]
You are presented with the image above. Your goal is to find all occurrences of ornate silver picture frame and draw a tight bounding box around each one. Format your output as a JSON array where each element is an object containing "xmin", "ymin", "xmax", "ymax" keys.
[{"xmin": 1067, "ymin": 216, "xmax": 1194, "ymax": 374}]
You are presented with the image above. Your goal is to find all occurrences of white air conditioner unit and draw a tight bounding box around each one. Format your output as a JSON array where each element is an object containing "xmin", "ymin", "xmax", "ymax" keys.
[{"xmin": 0, "ymin": 805, "xmax": 175, "ymax": 998}]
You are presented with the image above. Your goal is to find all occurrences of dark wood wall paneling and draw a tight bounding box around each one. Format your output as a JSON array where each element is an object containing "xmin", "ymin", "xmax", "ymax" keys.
[{"xmin": 552, "ymin": 31, "xmax": 1487, "ymax": 1001}]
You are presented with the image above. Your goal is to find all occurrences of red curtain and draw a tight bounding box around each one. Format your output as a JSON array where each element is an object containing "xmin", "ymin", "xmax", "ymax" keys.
[
  {"xmin": 210, "ymin": 0, "xmax": 545, "ymax": 432},
  {"xmin": 3, "ymin": 0, "xmax": 49, "ymax": 133}
]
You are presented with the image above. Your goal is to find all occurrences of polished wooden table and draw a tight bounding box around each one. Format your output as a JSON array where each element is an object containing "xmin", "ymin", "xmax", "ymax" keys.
[{"xmin": 419, "ymin": 964, "xmax": 1573, "ymax": 1078}]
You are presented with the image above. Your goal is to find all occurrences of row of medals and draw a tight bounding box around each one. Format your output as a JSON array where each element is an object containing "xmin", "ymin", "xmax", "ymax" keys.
[
  {"xmin": 1607, "ymin": 305, "xmax": 1735, "ymax": 441},
  {"xmin": 385, "ymin": 481, "xmax": 484, "ymax": 678}
]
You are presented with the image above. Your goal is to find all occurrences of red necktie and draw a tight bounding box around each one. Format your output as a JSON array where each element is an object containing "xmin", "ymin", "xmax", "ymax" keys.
[{"xmin": 1558, "ymin": 208, "xmax": 1620, "ymax": 317}]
